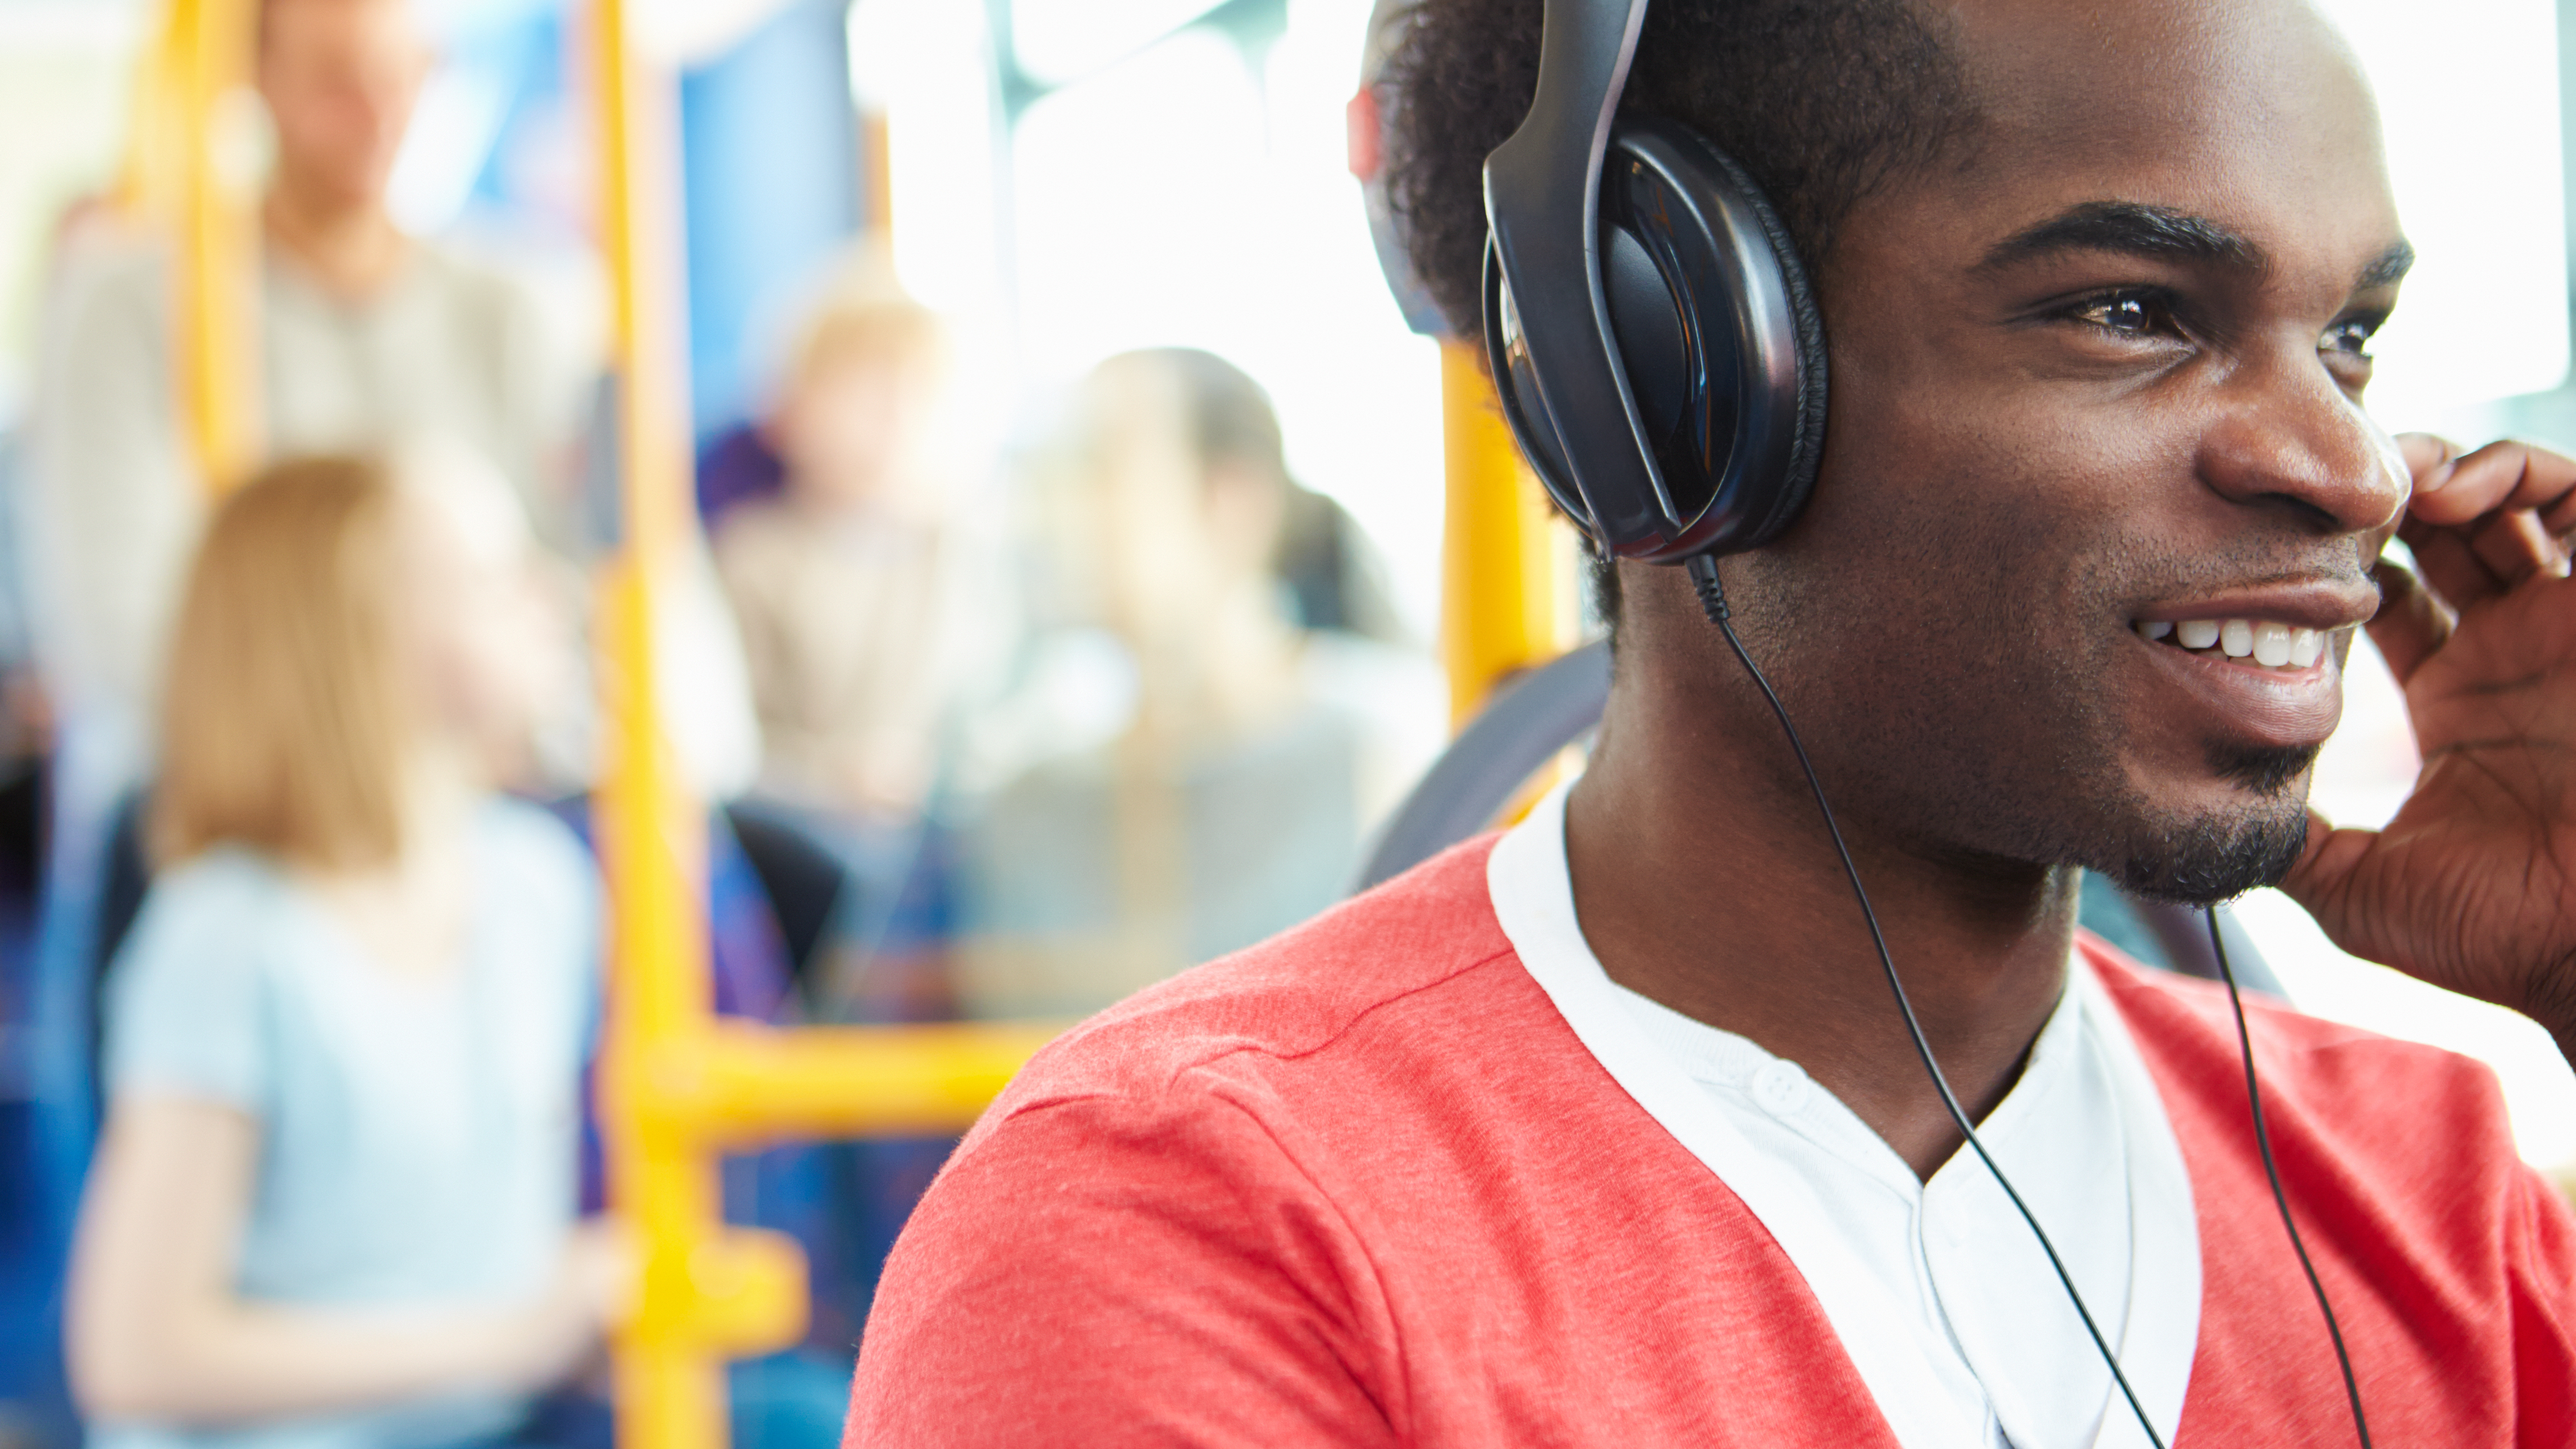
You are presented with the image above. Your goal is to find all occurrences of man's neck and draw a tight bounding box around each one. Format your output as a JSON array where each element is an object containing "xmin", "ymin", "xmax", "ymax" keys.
[
  {"xmin": 1563, "ymin": 658, "xmax": 2081, "ymax": 1182},
  {"xmin": 263, "ymin": 179, "xmax": 410, "ymax": 301}
]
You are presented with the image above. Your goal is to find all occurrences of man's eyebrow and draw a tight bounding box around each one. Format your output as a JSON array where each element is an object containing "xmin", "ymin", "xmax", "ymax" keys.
[
  {"xmin": 1977, "ymin": 202, "xmax": 2265, "ymax": 275},
  {"xmin": 2357, "ymin": 240, "xmax": 2415, "ymax": 291}
]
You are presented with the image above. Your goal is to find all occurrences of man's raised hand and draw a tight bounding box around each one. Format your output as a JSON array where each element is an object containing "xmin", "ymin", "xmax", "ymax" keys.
[{"xmin": 2281, "ymin": 435, "xmax": 2576, "ymax": 1052}]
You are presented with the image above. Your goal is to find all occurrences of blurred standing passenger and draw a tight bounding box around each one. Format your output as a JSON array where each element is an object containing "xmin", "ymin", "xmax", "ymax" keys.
[
  {"xmin": 66, "ymin": 453, "xmax": 620, "ymax": 1449},
  {"xmin": 27, "ymin": 0, "xmax": 594, "ymax": 728},
  {"xmin": 953, "ymin": 349, "xmax": 1439, "ymax": 1017}
]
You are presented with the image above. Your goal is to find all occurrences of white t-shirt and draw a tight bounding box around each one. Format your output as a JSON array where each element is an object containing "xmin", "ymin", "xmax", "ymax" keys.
[{"xmin": 1488, "ymin": 782, "xmax": 2202, "ymax": 1449}]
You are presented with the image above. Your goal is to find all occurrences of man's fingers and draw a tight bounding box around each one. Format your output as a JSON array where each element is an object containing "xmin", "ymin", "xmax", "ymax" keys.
[
  {"xmin": 2398, "ymin": 516, "xmax": 2505, "ymax": 611},
  {"xmin": 2392, "ymin": 435, "xmax": 2576, "ymax": 611},
  {"xmin": 2365, "ymin": 557, "xmax": 2453, "ymax": 685},
  {"xmin": 2468, "ymin": 509, "xmax": 2573, "ymax": 589},
  {"xmin": 2405, "ymin": 438, "xmax": 2576, "ymax": 528},
  {"xmin": 2397, "ymin": 431, "xmax": 2456, "ymax": 482},
  {"xmin": 2277, "ymin": 807, "xmax": 2377, "ymax": 931}
]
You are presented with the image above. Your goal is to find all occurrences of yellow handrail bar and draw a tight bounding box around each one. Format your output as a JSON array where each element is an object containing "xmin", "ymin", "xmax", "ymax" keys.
[{"xmin": 635, "ymin": 1022, "xmax": 1070, "ymax": 1149}]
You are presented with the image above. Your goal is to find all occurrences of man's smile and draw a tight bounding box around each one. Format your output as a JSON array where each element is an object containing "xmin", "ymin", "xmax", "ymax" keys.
[
  {"xmin": 2123, "ymin": 583, "xmax": 2377, "ymax": 753},
  {"xmin": 2133, "ymin": 617, "xmax": 2335, "ymax": 670}
]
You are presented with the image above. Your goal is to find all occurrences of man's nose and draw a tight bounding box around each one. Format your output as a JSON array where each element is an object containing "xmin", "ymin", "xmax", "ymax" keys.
[{"xmin": 2193, "ymin": 355, "xmax": 2405, "ymax": 537}]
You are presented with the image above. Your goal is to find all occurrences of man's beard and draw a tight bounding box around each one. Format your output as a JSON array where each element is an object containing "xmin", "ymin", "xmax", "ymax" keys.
[
  {"xmin": 1737, "ymin": 529, "xmax": 2343, "ymax": 910},
  {"xmin": 2092, "ymin": 741, "xmax": 2321, "ymax": 904}
]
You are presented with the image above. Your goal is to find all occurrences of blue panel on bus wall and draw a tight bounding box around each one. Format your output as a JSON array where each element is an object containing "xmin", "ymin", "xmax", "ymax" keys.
[
  {"xmin": 680, "ymin": 0, "xmax": 865, "ymax": 445},
  {"xmin": 461, "ymin": 7, "xmax": 568, "ymax": 222}
]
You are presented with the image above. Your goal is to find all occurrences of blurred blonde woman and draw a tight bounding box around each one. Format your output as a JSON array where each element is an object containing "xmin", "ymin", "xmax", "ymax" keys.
[{"xmin": 67, "ymin": 454, "xmax": 622, "ymax": 1449}]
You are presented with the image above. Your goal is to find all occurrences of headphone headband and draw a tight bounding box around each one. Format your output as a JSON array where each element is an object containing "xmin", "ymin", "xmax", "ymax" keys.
[{"xmin": 1481, "ymin": 0, "xmax": 1666, "ymax": 547}]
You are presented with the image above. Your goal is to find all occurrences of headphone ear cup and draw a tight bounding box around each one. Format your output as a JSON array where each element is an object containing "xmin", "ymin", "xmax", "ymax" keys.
[
  {"xmin": 1599, "ymin": 223, "xmax": 1694, "ymax": 453},
  {"xmin": 1600, "ymin": 122, "xmax": 1827, "ymax": 561}
]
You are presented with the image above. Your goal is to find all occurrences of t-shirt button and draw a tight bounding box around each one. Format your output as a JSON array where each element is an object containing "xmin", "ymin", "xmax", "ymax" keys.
[{"xmin": 1752, "ymin": 1060, "xmax": 1810, "ymax": 1115}]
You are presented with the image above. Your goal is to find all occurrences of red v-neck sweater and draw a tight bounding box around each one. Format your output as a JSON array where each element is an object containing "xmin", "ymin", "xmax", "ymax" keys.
[{"xmin": 847, "ymin": 839, "xmax": 2576, "ymax": 1446}]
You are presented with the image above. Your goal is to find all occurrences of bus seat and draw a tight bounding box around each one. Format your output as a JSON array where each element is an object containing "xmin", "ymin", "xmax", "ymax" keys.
[
  {"xmin": 1353, "ymin": 640, "xmax": 2287, "ymax": 998},
  {"xmin": 1354, "ymin": 643, "xmax": 1613, "ymax": 896}
]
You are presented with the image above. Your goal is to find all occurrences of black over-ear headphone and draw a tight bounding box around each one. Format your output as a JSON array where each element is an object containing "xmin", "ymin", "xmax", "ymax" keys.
[
  {"xmin": 1471, "ymin": 5, "xmax": 2376, "ymax": 1447},
  {"xmin": 1480, "ymin": 0, "xmax": 1825, "ymax": 563}
]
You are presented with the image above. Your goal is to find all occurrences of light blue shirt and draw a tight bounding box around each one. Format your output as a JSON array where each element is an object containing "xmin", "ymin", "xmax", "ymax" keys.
[{"xmin": 96, "ymin": 797, "xmax": 598, "ymax": 1449}]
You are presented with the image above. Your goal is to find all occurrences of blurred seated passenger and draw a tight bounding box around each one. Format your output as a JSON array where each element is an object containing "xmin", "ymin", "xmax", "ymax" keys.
[
  {"xmin": 714, "ymin": 263, "xmax": 970, "ymax": 824},
  {"xmin": 713, "ymin": 266, "xmax": 993, "ymax": 1018},
  {"xmin": 952, "ymin": 349, "xmax": 1439, "ymax": 1018},
  {"xmin": 65, "ymin": 454, "xmax": 620, "ymax": 1449}
]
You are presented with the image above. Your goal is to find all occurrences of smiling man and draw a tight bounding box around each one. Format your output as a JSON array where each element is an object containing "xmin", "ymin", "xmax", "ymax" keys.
[{"xmin": 845, "ymin": 0, "xmax": 2576, "ymax": 1444}]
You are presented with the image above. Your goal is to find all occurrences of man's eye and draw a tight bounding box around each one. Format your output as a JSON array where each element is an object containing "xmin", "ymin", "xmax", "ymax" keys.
[
  {"xmin": 2069, "ymin": 292, "xmax": 2176, "ymax": 338},
  {"xmin": 2321, "ymin": 318, "xmax": 2380, "ymax": 359}
]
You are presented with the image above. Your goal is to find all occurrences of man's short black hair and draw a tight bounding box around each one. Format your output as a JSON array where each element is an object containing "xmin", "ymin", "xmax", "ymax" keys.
[{"xmin": 1382, "ymin": 0, "xmax": 1981, "ymax": 630}]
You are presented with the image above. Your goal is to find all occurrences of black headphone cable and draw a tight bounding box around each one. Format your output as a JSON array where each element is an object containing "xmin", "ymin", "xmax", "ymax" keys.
[
  {"xmin": 1685, "ymin": 553, "xmax": 2170, "ymax": 1449},
  {"xmin": 2205, "ymin": 907, "xmax": 2374, "ymax": 1448}
]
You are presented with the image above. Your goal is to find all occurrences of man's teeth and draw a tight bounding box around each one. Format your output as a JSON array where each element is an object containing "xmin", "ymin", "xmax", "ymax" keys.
[{"xmin": 2134, "ymin": 617, "xmax": 2329, "ymax": 670}]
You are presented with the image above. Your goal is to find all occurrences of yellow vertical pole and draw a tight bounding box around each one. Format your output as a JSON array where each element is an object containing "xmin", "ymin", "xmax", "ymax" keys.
[
  {"xmin": 114, "ymin": 2, "xmax": 186, "ymax": 218},
  {"xmin": 138, "ymin": 0, "xmax": 263, "ymax": 492},
  {"xmin": 587, "ymin": 5, "xmax": 733, "ymax": 1449},
  {"xmin": 1439, "ymin": 337, "xmax": 1571, "ymax": 724}
]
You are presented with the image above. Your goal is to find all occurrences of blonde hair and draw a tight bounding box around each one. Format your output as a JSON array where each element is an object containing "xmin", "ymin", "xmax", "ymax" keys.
[
  {"xmin": 779, "ymin": 252, "xmax": 946, "ymax": 398},
  {"xmin": 153, "ymin": 455, "xmax": 410, "ymax": 870}
]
